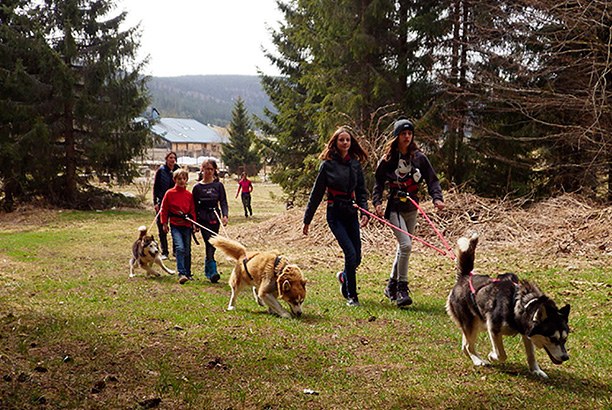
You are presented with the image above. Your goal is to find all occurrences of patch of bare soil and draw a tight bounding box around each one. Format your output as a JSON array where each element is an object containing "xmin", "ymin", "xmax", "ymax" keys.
[{"xmin": 230, "ymin": 192, "xmax": 612, "ymax": 258}]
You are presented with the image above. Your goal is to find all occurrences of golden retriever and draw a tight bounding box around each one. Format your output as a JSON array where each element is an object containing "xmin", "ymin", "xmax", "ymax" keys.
[{"xmin": 209, "ymin": 236, "xmax": 306, "ymax": 318}]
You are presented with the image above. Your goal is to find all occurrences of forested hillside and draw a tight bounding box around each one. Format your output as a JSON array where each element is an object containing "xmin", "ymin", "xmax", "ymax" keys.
[{"xmin": 148, "ymin": 75, "xmax": 273, "ymax": 127}]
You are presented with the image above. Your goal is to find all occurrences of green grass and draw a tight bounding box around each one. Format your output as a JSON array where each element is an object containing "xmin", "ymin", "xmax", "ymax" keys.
[{"xmin": 0, "ymin": 182, "xmax": 611, "ymax": 409}]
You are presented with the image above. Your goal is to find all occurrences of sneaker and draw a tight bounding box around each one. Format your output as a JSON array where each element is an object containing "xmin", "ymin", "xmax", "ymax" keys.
[
  {"xmin": 384, "ymin": 278, "xmax": 398, "ymax": 301},
  {"xmin": 160, "ymin": 254, "xmax": 169, "ymax": 260},
  {"xmin": 187, "ymin": 275, "xmax": 195, "ymax": 281},
  {"xmin": 396, "ymin": 281, "xmax": 413, "ymax": 307},
  {"xmin": 209, "ymin": 272, "xmax": 220, "ymax": 283},
  {"xmin": 336, "ymin": 271, "xmax": 348, "ymax": 299},
  {"xmin": 178, "ymin": 275, "xmax": 188, "ymax": 285},
  {"xmin": 346, "ymin": 297, "xmax": 361, "ymax": 307}
]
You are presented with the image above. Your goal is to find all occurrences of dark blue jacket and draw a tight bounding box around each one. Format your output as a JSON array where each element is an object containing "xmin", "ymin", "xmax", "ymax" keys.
[{"xmin": 153, "ymin": 164, "xmax": 179, "ymax": 206}]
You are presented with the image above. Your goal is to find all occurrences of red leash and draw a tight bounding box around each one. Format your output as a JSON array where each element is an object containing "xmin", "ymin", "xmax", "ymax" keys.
[{"xmin": 354, "ymin": 204, "xmax": 455, "ymax": 260}]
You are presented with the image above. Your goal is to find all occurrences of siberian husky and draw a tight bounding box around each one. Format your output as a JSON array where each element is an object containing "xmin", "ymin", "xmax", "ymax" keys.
[
  {"xmin": 446, "ymin": 233, "xmax": 570, "ymax": 378},
  {"xmin": 129, "ymin": 226, "xmax": 175, "ymax": 278}
]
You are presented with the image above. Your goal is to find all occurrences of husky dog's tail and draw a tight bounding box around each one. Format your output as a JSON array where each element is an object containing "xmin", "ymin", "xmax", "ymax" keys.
[
  {"xmin": 138, "ymin": 225, "xmax": 148, "ymax": 239},
  {"xmin": 455, "ymin": 233, "xmax": 478, "ymax": 280},
  {"xmin": 209, "ymin": 236, "xmax": 247, "ymax": 261}
]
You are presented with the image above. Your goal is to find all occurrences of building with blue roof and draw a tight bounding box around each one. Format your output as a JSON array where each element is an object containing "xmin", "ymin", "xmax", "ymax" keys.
[{"xmin": 150, "ymin": 115, "xmax": 229, "ymax": 159}]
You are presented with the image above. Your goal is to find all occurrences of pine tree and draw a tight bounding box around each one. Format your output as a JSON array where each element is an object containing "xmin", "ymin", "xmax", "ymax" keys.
[
  {"xmin": 260, "ymin": 0, "xmax": 449, "ymax": 198},
  {"xmin": 0, "ymin": 0, "xmax": 151, "ymax": 208},
  {"xmin": 222, "ymin": 97, "xmax": 261, "ymax": 176}
]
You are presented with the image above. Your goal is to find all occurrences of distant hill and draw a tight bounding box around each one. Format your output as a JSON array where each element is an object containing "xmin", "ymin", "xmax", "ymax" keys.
[{"xmin": 148, "ymin": 75, "xmax": 273, "ymax": 128}]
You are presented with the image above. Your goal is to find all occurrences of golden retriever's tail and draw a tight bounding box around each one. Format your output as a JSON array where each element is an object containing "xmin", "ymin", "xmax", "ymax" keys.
[
  {"xmin": 138, "ymin": 225, "xmax": 148, "ymax": 239},
  {"xmin": 209, "ymin": 236, "xmax": 247, "ymax": 261},
  {"xmin": 455, "ymin": 232, "xmax": 478, "ymax": 280}
]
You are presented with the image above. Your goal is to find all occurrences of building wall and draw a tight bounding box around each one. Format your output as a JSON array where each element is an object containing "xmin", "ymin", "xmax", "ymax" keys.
[{"xmin": 171, "ymin": 142, "xmax": 224, "ymax": 158}]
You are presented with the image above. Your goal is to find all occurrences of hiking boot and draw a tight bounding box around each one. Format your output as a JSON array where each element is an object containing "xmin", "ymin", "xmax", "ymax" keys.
[
  {"xmin": 178, "ymin": 275, "xmax": 188, "ymax": 285},
  {"xmin": 396, "ymin": 281, "xmax": 413, "ymax": 307},
  {"xmin": 205, "ymin": 260, "xmax": 220, "ymax": 283},
  {"xmin": 336, "ymin": 271, "xmax": 348, "ymax": 299},
  {"xmin": 346, "ymin": 297, "xmax": 361, "ymax": 307},
  {"xmin": 384, "ymin": 278, "xmax": 398, "ymax": 301}
]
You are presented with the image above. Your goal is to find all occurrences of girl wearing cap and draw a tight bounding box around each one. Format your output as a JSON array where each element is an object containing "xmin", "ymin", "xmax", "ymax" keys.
[
  {"xmin": 372, "ymin": 116, "xmax": 445, "ymax": 308},
  {"xmin": 303, "ymin": 126, "xmax": 370, "ymax": 307}
]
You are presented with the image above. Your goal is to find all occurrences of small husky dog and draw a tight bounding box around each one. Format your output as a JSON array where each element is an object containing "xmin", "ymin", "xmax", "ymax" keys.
[
  {"xmin": 129, "ymin": 226, "xmax": 175, "ymax": 278},
  {"xmin": 209, "ymin": 235, "xmax": 306, "ymax": 318},
  {"xmin": 446, "ymin": 233, "xmax": 570, "ymax": 378}
]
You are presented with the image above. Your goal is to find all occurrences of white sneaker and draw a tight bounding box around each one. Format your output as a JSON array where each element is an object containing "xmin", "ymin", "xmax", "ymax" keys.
[{"xmin": 161, "ymin": 254, "xmax": 168, "ymax": 260}]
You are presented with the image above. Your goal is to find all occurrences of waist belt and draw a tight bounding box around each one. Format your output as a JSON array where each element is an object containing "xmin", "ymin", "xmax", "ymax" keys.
[
  {"xmin": 167, "ymin": 212, "xmax": 199, "ymax": 245},
  {"xmin": 327, "ymin": 188, "xmax": 354, "ymax": 203}
]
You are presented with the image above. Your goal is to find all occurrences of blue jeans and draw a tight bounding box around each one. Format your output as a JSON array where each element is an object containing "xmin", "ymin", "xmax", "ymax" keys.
[
  {"xmin": 170, "ymin": 224, "xmax": 192, "ymax": 276},
  {"xmin": 326, "ymin": 206, "xmax": 361, "ymax": 299}
]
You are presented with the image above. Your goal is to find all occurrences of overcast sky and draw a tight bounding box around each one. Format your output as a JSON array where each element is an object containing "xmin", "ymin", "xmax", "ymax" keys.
[{"xmin": 119, "ymin": 0, "xmax": 283, "ymax": 77}]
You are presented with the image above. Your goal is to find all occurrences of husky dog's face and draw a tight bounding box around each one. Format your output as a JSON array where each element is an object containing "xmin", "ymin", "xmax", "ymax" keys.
[
  {"xmin": 142, "ymin": 236, "xmax": 159, "ymax": 258},
  {"xmin": 529, "ymin": 304, "xmax": 571, "ymax": 364},
  {"xmin": 278, "ymin": 266, "xmax": 307, "ymax": 317}
]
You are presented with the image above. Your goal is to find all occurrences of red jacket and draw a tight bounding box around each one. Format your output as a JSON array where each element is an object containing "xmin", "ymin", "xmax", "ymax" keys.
[{"xmin": 160, "ymin": 185, "xmax": 195, "ymax": 227}]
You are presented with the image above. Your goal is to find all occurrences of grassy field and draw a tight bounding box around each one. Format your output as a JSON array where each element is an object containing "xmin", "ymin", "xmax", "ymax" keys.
[{"xmin": 0, "ymin": 181, "xmax": 611, "ymax": 409}]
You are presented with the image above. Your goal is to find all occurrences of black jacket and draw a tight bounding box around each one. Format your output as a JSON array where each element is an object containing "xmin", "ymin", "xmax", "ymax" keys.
[
  {"xmin": 303, "ymin": 153, "xmax": 369, "ymax": 225},
  {"xmin": 372, "ymin": 150, "xmax": 443, "ymax": 214},
  {"xmin": 192, "ymin": 180, "xmax": 229, "ymax": 224}
]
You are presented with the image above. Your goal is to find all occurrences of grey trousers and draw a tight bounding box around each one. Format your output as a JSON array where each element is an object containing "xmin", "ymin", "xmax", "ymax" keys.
[{"xmin": 388, "ymin": 210, "xmax": 418, "ymax": 283}]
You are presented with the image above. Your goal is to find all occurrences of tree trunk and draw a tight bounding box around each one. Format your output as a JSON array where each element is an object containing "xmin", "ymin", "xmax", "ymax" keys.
[
  {"xmin": 397, "ymin": 0, "xmax": 409, "ymax": 101},
  {"xmin": 447, "ymin": 0, "xmax": 463, "ymax": 183},
  {"xmin": 64, "ymin": 101, "xmax": 77, "ymax": 204}
]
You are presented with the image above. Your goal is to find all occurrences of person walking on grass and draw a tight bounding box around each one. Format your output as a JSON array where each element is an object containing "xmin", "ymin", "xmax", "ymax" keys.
[
  {"xmin": 372, "ymin": 116, "xmax": 445, "ymax": 308},
  {"xmin": 160, "ymin": 168, "xmax": 197, "ymax": 285},
  {"xmin": 236, "ymin": 172, "xmax": 253, "ymax": 218},
  {"xmin": 192, "ymin": 159, "xmax": 228, "ymax": 283},
  {"xmin": 153, "ymin": 151, "xmax": 179, "ymax": 259},
  {"xmin": 303, "ymin": 126, "xmax": 370, "ymax": 307}
]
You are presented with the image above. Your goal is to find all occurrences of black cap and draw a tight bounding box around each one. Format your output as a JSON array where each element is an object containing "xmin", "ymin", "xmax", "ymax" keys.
[{"xmin": 393, "ymin": 116, "xmax": 414, "ymax": 137}]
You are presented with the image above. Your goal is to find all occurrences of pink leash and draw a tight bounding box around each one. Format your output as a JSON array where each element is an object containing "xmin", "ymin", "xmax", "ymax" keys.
[
  {"xmin": 401, "ymin": 194, "xmax": 455, "ymax": 259},
  {"xmin": 354, "ymin": 204, "xmax": 455, "ymax": 260}
]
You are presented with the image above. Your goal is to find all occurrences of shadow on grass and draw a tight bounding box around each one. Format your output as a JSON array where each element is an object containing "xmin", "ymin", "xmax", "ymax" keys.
[
  {"xmin": 363, "ymin": 297, "xmax": 449, "ymax": 317},
  {"xmin": 498, "ymin": 362, "xmax": 609, "ymax": 401}
]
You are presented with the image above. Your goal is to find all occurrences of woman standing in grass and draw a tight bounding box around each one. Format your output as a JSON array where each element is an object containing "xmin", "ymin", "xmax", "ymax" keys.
[
  {"xmin": 153, "ymin": 151, "xmax": 179, "ymax": 259},
  {"xmin": 236, "ymin": 172, "xmax": 254, "ymax": 218},
  {"xmin": 302, "ymin": 126, "xmax": 370, "ymax": 307},
  {"xmin": 192, "ymin": 158, "xmax": 228, "ymax": 283},
  {"xmin": 372, "ymin": 116, "xmax": 445, "ymax": 308}
]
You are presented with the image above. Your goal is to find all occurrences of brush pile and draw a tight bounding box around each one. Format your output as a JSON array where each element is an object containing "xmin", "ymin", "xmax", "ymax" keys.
[{"xmin": 232, "ymin": 192, "xmax": 612, "ymax": 258}]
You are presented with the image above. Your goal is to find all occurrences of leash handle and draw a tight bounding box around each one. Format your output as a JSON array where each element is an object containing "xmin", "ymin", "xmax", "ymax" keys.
[{"xmin": 354, "ymin": 204, "xmax": 454, "ymax": 259}]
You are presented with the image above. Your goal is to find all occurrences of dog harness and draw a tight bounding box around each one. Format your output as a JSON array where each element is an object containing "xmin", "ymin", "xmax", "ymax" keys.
[
  {"xmin": 468, "ymin": 271, "xmax": 519, "ymax": 320},
  {"xmin": 242, "ymin": 256, "xmax": 285, "ymax": 281}
]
